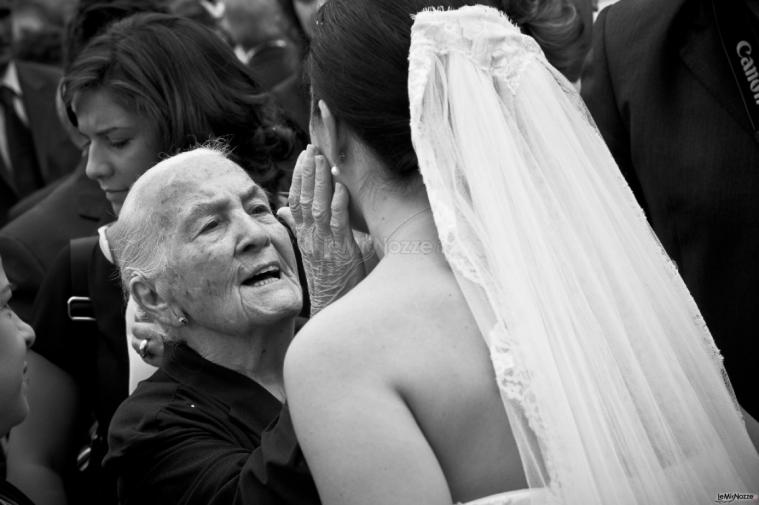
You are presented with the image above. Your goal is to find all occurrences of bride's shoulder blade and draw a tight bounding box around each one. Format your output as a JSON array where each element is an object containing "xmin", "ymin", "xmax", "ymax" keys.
[{"xmin": 284, "ymin": 263, "xmax": 477, "ymax": 404}]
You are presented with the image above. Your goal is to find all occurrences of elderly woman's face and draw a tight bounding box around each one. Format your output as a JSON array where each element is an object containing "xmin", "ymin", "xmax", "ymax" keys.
[
  {"xmin": 0, "ymin": 258, "xmax": 35, "ymax": 435},
  {"xmin": 163, "ymin": 163, "xmax": 302, "ymax": 335}
]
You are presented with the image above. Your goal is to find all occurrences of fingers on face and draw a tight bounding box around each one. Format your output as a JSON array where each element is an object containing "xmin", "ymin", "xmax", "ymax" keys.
[
  {"xmin": 289, "ymin": 148, "xmax": 308, "ymax": 223},
  {"xmin": 312, "ymin": 155, "xmax": 333, "ymax": 235},
  {"xmin": 290, "ymin": 146, "xmax": 349, "ymax": 240},
  {"xmin": 299, "ymin": 148, "xmax": 316, "ymax": 227},
  {"xmin": 330, "ymin": 182, "xmax": 350, "ymax": 241}
]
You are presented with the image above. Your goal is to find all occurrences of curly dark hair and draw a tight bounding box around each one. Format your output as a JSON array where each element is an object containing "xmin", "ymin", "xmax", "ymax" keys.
[{"xmin": 62, "ymin": 12, "xmax": 299, "ymax": 195}]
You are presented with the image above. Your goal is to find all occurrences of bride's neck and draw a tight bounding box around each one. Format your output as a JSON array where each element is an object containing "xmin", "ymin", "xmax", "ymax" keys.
[{"xmin": 360, "ymin": 181, "xmax": 440, "ymax": 260}]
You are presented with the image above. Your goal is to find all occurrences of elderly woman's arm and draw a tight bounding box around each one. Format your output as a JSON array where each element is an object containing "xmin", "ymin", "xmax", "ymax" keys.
[{"xmin": 106, "ymin": 383, "xmax": 318, "ymax": 505}]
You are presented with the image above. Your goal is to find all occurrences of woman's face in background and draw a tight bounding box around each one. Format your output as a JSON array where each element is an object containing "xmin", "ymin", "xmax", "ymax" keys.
[
  {"xmin": 74, "ymin": 89, "xmax": 161, "ymax": 216},
  {"xmin": 0, "ymin": 258, "xmax": 35, "ymax": 436}
]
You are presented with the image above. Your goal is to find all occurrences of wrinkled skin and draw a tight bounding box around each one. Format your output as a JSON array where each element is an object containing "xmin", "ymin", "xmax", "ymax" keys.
[{"xmin": 135, "ymin": 155, "xmax": 303, "ymax": 338}]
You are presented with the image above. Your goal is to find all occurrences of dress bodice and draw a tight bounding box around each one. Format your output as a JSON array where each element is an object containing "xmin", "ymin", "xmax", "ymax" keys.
[{"xmin": 460, "ymin": 489, "xmax": 546, "ymax": 505}]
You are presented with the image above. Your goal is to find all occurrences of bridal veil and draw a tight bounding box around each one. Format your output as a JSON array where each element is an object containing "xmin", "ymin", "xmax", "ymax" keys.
[{"xmin": 408, "ymin": 5, "xmax": 759, "ymax": 503}]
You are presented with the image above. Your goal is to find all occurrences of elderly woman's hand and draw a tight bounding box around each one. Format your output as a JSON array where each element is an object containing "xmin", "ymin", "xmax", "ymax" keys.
[
  {"xmin": 279, "ymin": 145, "xmax": 376, "ymax": 316},
  {"xmin": 126, "ymin": 297, "xmax": 165, "ymax": 367}
]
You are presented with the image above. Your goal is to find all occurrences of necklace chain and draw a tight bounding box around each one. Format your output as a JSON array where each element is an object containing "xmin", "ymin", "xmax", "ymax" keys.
[{"xmin": 384, "ymin": 206, "xmax": 433, "ymax": 244}]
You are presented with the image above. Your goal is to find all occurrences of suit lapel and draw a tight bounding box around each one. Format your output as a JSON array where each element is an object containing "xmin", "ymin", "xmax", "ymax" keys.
[
  {"xmin": 16, "ymin": 62, "xmax": 58, "ymax": 181},
  {"xmin": 679, "ymin": 1, "xmax": 755, "ymax": 137},
  {"xmin": 0, "ymin": 144, "xmax": 18, "ymax": 196}
]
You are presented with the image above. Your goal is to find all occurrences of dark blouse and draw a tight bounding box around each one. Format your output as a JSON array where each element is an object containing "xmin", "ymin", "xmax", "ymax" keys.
[{"xmin": 106, "ymin": 343, "xmax": 319, "ymax": 505}]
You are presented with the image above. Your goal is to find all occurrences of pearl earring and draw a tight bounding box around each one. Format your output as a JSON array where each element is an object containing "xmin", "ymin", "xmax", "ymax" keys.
[{"xmin": 331, "ymin": 165, "xmax": 340, "ymax": 177}]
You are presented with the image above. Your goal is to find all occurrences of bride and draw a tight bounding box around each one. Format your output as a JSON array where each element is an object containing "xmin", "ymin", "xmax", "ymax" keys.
[{"xmin": 283, "ymin": 1, "xmax": 759, "ymax": 504}]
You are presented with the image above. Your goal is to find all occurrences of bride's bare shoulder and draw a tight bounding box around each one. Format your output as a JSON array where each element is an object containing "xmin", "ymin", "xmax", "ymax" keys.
[
  {"xmin": 287, "ymin": 273, "xmax": 411, "ymax": 365},
  {"xmin": 284, "ymin": 262, "xmax": 468, "ymax": 387}
]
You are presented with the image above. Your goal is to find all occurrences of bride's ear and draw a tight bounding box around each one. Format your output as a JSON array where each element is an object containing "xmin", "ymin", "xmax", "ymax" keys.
[{"xmin": 316, "ymin": 100, "xmax": 342, "ymax": 169}]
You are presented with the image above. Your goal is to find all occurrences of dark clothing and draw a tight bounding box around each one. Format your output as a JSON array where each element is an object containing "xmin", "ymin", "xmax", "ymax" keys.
[
  {"xmin": 0, "ymin": 61, "xmax": 80, "ymax": 224},
  {"xmin": 0, "ymin": 479, "xmax": 35, "ymax": 505},
  {"xmin": 0, "ymin": 85, "xmax": 42, "ymax": 198},
  {"xmin": 0, "ymin": 163, "xmax": 109, "ymax": 322},
  {"xmin": 106, "ymin": 344, "xmax": 319, "ymax": 505},
  {"xmin": 581, "ymin": 0, "xmax": 759, "ymax": 416},
  {"xmin": 31, "ymin": 242, "xmax": 128, "ymax": 505},
  {"xmin": 32, "ymin": 242, "xmax": 128, "ymax": 423}
]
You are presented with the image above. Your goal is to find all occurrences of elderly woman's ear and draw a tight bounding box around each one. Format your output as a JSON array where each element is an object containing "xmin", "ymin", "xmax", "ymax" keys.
[{"xmin": 129, "ymin": 276, "xmax": 183, "ymax": 329}]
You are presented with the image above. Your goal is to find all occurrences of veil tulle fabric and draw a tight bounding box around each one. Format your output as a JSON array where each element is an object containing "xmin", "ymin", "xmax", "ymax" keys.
[{"xmin": 408, "ymin": 6, "xmax": 759, "ymax": 503}]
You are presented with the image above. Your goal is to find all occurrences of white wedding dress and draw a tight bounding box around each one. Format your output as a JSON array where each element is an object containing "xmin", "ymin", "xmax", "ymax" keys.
[
  {"xmin": 459, "ymin": 489, "xmax": 547, "ymax": 505},
  {"xmin": 409, "ymin": 6, "xmax": 759, "ymax": 504}
]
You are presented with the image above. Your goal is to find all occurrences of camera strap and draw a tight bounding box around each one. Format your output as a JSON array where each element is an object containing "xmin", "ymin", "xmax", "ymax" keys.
[{"xmin": 712, "ymin": 0, "xmax": 759, "ymax": 142}]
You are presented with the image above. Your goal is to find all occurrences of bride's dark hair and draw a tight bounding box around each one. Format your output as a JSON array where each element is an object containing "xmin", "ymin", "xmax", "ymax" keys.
[{"xmin": 309, "ymin": 0, "xmax": 587, "ymax": 181}]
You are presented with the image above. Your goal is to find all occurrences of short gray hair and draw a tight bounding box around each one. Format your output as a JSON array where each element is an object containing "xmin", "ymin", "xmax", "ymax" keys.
[{"xmin": 108, "ymin": 143, "xmax": 231, "ymax": 295}]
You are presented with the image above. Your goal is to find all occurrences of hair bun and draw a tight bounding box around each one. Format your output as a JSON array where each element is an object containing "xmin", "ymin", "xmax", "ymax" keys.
[{"xmin": 496, "ymin": 0, "xmax": 588, "ymax": 82}]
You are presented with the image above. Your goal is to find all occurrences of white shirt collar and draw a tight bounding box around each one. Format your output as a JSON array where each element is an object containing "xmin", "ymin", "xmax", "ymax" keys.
[
  {"xmin": 1, "ymin": 62, "xmax": 23, "ymax": 98},
  {"xmin": 98, "ymin": 224, "xmax": 115, "ymax": 264}
]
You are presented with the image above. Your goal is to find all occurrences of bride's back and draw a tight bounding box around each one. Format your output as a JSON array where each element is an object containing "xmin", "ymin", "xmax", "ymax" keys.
[
  {"xmin": 285, "ymin": 1, "xmax": 587, "ymax": 502},
  {"xmin": 367, "ymin": 252, "xmax": 527, "ymax": 500},
  {"xmin": 286, "ymin": 246, "xmax": 526, "ymax": 504}
]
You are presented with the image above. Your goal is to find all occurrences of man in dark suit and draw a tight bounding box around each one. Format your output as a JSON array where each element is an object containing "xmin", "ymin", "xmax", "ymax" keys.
[
  {"xmin": 0, "ymin": 0, "xmax": 80, "ymax": 224},
  {"xmin": 582, "ymin": 0, "xmax": 759, "ymax": 417},
  {"xmin": 0, "ymin": 162, "xmax": 109, "ymax": 322}
]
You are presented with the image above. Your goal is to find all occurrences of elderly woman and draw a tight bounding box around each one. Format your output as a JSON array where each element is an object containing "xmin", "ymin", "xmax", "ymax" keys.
[
  {"xmin": 7, "ymin": 12, "xmax": 302, "ymax": 505},
  {"xmin": 103, "ymin": 147, "xmax": 318, "ymax": 505}
]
